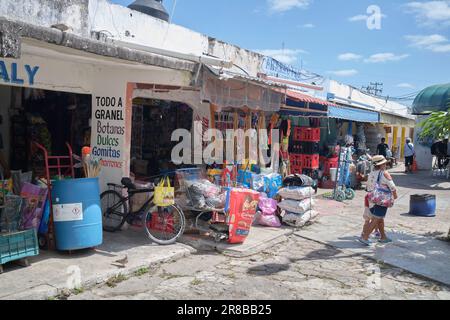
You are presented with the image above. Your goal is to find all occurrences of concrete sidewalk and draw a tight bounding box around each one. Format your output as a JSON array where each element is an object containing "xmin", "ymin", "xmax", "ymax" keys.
[
  {"xmin": 0, "ymin": 229, "xmax": 194, "ymax": 300},
  {"xmin": 295, "ymin": 168, "xmax": 450, "ymax": 286},
  {"xmin": 180, "ymin": 226, "xmax": 294, "ymax": 257}
]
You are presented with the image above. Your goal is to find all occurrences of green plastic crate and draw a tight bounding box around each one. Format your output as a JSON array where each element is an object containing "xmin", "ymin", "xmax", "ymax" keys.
[{"xmin": 0, "ymin": 229, "xmax": 39, "ymax": 265}]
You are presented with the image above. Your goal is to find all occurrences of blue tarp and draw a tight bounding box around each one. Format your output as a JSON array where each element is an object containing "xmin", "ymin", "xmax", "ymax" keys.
[{"xmin": 328, "ymin": 105, "xmax": 379, "ymax": 123}]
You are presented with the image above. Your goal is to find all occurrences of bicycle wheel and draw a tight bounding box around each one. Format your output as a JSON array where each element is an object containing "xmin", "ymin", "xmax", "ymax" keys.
[
  {"xmin": 101, "ymin": 190, "xmax": 128, "ymax": 232},
  {"xmin": 144, "ymin": 204, "xmax": 186, "ymax": 245}
]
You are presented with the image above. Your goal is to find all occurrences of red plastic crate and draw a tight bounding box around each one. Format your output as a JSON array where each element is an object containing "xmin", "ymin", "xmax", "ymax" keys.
[
  {"xmin": 300, "ymin": 127, "xmax": 321, "ymax": 142},
  {"xmin": 293, "ymin": 127, "xmax": 303, "ymax": 141},
  {"xmin": 290, "ymin": 165, "xmax": 303, "ymax": 174},
  {"xmin": 290, "ymin": 154, "xmax": 303, "ymax": 167},
  {"xmin": 323, "ymin": 157, "xmax": 339, "ymax": 175},
  {"xmin": 302, "ymin": 154, "xmax": 320, "ymax": 169}
]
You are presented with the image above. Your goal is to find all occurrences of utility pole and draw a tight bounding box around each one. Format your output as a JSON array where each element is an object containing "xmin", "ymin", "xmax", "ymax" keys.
[
  {"xmin": 370, "ymin": 82, "xmax": 383, "ymax": 96},
  {"xmin": 361, "ymin": 82, "xmax": 383, "ymax": 96}
]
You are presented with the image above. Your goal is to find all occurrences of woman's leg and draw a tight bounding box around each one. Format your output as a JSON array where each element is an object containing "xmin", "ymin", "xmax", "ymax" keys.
[
  {"xmin": 378, "ymin": 219, "xmax": 387, "ymax": 240},
  {"xmin": 362, "ymin": 219, "xmax": 371, "ymax": 237},
  {"xmin": 363, "ymin": 218, "xmax": 380, "ymax": 240}
]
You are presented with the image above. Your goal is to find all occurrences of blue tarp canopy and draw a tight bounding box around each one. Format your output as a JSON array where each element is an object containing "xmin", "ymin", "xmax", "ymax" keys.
[{"xmin": 328, "ymin": 105, "xmax": 379, "ymax": 123}]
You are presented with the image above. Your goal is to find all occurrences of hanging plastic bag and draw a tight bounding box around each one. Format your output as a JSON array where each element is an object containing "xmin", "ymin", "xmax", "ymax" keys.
[{"xmin": 154, "ymin": 177, "xmax": 175, "ymax": 207}]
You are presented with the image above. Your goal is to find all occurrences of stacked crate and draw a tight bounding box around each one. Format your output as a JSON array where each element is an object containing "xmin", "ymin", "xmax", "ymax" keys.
[{"xmin": 290, "ymin": 127, "xmax": 320, "ymax": 174}]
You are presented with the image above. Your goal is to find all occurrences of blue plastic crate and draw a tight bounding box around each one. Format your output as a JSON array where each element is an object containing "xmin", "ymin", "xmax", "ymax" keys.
[{"xmin": 0, "ymin": 229, "xmax": 39, "ymax": 265}]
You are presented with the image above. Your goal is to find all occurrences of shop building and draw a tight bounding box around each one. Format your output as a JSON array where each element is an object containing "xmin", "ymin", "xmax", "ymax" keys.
[{"xmin": 0, "ymin": 0, "xmax": 285, "ymax": 191}]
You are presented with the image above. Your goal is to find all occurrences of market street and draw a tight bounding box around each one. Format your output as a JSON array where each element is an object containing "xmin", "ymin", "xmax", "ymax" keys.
[
  {"xmin": 66, "ymin": 167, "xmax": 450, "ymax": 300},
  {"xmin": 68, "ymin": 235, "xmax": 450, "ymax": 300}
]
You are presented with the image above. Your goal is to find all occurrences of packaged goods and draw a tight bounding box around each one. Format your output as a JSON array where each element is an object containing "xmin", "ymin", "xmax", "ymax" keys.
[
  {"xmin": 277, "ymin": 198, "xmax": 315, "ymax": 215},
  {"xmin": 277, "ymin": 186, "xmax": 315, "ymax": 200}
]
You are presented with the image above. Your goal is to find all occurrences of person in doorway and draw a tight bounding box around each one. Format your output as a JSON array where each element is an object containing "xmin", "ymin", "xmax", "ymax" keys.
[
  {"xmin": 404, "ymin": 138, "xmax": 415, "ymax": 173},
  {"xmin": 377, "ymin": 138, "xmax": 389, "ymax": 158},
  {"xmin": 0, "ymin": 115, "xmax": 10, "ymax": 178},
  {"xmin": 359, "ymin": 155, "xmax": 398, "ymax": 246}
]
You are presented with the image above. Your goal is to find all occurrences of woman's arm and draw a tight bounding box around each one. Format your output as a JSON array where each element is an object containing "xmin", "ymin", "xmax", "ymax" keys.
[{"xmin": 384, "ymin": 171, "xmax": 398, "ymax": 199}]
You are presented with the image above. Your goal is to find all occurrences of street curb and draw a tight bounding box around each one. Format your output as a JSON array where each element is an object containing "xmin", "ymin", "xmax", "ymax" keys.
[
  {"xmin": 294, "ymin": 233, "xmax": 450, "ymax": 288},
  {"xmin": 1, "ymin": 244, "xmax": 195, "ymax": 300}
]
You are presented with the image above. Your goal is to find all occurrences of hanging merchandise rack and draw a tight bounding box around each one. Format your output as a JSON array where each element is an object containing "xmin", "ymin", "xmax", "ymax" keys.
[{"xmin": 32, "ymin": 141, "xmax": 75, "ymax": 249}]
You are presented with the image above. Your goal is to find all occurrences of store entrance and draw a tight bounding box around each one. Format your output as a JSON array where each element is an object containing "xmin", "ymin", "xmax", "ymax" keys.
[
  {"xmin": 130, "ymin": 98, "xmax": 193, "ymax": 180},
  {"xmin": 0, "ymin": 85, "xmax": 92, "ymax": 179}
]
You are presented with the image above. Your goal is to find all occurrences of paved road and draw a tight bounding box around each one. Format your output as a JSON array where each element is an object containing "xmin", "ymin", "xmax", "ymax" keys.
[{"xmin": 68, "ymin": 235, "xmax": 450, "ymax": 300}]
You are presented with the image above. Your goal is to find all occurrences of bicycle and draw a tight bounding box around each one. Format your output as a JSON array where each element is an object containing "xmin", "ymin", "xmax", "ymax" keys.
[{"xmin": 100, "ymin": 177, "xmax": 186, "ymax": 245}]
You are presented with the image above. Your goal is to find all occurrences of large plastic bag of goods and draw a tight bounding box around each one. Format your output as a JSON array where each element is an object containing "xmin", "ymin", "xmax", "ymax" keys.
[
  {"xmin": 277, "ymin": 186, "xmax": 315, "ymax": 200},
  {"xmin": 258, "ymin": 197, "xmax": 278, "ymax": 215},
  {"xmin": 282, "ymin": 210, "xmax": 319, "ymax": 228},
  {"xmin": 256, "ymin": 212, "xmax": 281, "ymax": 227},
  {"xmin": 263, "ymin": 173, "xmax": 282, "ymax": 198},
  {"xmin": 277, "ymin": 198, "xmax": 315, "ymax": 215},
  {"xmin": 255, "ymin": 197, "xmax": 281, "ymax": 227},
  {"xmin": 282, "ymin": 174, "xmax": 314, "ymax": 187}
]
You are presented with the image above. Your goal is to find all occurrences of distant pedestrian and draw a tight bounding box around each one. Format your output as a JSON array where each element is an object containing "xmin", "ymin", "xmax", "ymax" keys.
[
  {"xmin": 359, "ymin": 155, "xmax": 398, "ymax": 246},
  {"xmin": 377, "ymin": 138, "xmax": 389, "ymax": 158},
  {"xmin": 404, "ymin": 138, "xmax": 415, "ymax": 173}
]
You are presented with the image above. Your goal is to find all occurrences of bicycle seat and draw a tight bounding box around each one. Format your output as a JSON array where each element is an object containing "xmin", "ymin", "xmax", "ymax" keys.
[{"xmin": 121, "ymin": 177, "xmax": 136, "ymax": 190}]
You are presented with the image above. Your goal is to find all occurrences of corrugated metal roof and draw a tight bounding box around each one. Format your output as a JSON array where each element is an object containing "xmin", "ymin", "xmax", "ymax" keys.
[{"xmin": 285, "ymin": 90, "xmax": 336, "ymax": 106}]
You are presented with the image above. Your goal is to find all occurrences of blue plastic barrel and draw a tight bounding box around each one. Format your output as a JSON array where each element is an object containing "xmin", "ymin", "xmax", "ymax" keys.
[
  {"xmin": 52, "ymin": 178, "xmax": 103, "ymax": 251},
  {"xmin": 409, "ymin": 194, "xmax": 437, "ymax": 217}
]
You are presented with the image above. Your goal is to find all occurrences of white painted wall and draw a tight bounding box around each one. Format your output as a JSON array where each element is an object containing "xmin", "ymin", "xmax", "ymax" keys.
[{"xmin": 414, "ymin": 115, "xmax": 434, "ymax": 170}]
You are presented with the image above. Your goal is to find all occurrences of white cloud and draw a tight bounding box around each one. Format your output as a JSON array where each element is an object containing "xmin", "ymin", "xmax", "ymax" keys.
[
  {"xmin": 328, "ymin": 69, "xmax": 359, "ymax": 77},
  {"xmin": 302, "ymin": 23, "xmax": 315, "ymax": 28},
  {"xmin": 431, "ymin": 43, "xmax": 450, "ymax": 52},
  {"xmin": 364, "ymin": 53, "xmax": 410, "ymax": 63},
  {"xmin": 268, "ymin": 0, "xmax": 312, "ymax": 13},
  {"xmin": 397, "ymin": 83, "xmax": 415, "ymax": 89},
  {"xmin": 256, "ymin": 49, "xmax": 308, "ymax": 64},
  {"xmin": 405, "ymin": 34, "xmax": 450, "ymax": 52},
  {"xmin": 338, "ymin": 53, "xmax": 363, "ymax": 61},
  {"xmin": 405, "ymin": 34, "xmax": 447, "ymax": 46},
  {"xmin": 405, "ymin": 1, "xmax": 450, "ymax": 27}
]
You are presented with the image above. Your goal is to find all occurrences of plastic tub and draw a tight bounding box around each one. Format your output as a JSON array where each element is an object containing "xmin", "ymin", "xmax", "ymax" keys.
[
  {"xmin": 330, "ymin": 168, "xmax": 338, "ymax": 182},
  {"xmin": 52, "ymin": 178, "xmax": 103, "ymax": 251}
]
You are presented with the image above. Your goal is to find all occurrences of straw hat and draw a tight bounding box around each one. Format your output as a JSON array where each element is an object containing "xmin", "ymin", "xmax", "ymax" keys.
[{"xmin": 372, "ymin": 155, "xmax": 387, "ymax": 166}]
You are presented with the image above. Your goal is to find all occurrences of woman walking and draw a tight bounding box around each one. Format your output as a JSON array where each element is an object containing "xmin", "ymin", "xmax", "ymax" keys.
[{"xmin": 359, "ymin": 155, "xmax": 398, "ymax": 246}]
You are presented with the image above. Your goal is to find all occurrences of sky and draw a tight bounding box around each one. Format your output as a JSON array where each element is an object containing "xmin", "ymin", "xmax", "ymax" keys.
[{"xmin": 110, "ymin": 0, "xmax": 450, "ymax": 102}]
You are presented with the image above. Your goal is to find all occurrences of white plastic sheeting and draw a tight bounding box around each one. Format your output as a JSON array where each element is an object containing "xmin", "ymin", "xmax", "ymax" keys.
[{"xmin": 201, "ymin": 67, "xmax": 284, "ymax": 112}]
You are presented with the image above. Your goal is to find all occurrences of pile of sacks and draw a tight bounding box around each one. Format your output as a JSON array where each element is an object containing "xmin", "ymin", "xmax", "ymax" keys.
[{"xmin": 277, "ymin": 174, "xmax": 319, "ymax": 228}]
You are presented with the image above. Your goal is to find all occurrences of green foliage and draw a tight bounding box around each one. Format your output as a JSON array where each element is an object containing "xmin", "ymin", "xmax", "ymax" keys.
[{"xmin": 419, "ymin": 105, "xmax": 450, "ymax": 140}]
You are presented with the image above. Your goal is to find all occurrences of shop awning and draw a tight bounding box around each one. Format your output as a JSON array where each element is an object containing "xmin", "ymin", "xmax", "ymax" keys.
[
  {"xmin": 200, "ymin": 66, "xmax": 285, "ymax": 112},
  {"xmin": 412, "ymin": 83, "xmax": 450, "ymax": 115},
  {"xmin": 328, "ymin": 105, "xmax": 379, "ymax": 123}
]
